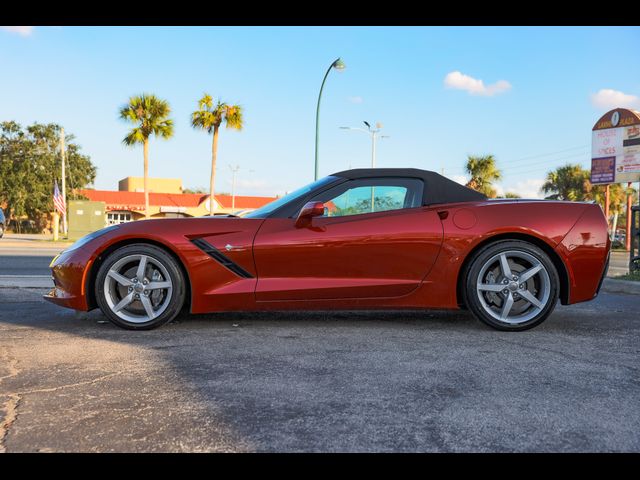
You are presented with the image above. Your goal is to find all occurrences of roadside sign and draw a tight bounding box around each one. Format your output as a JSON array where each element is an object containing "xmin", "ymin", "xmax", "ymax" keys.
[
  {"xmin": 591, "ymin": 108, "xmax": 640, "ymax": 184},
  {"xmin": 590, "ymin": 156, "xmax": 615, "ymax": 184}
]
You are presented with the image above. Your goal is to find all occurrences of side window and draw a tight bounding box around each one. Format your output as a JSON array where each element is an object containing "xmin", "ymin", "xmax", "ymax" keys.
[{"xmin": 312, "ymin": 178, "xmax": 423, "ymax": 218}]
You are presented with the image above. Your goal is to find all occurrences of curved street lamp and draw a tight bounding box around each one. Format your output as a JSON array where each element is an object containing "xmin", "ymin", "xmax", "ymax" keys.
[{"xmin": 314, "ymin": 57, "xmax": 346, "ymax": 180}]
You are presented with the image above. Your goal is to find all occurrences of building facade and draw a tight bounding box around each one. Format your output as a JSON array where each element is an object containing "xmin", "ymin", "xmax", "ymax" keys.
[{"xmin": 78, "ymin": 177, "xmax": 277, "ymax": 224}]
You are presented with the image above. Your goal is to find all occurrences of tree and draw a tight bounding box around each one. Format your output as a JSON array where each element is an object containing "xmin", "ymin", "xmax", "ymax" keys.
[
  {"xmin": 541, "ymin": 164, "xmax": 589, "ymax": 201},
  {"xmin": 464, "ymin": 155, "xmax": 502, "ymax": 198},
  {"xmin": 504, "ymin": 192, "xmax": 521, "ymax": 198},
  {"xmin": 0, "ymin": 121, "xmax": 96, "ymax": 231},
  {"xmin": 119, "ymin": 94, "xmax": 174, "ymax": 219},
  {"xmin": 191, "ymin": 94, "xmax": 243, "ymax": 215},
  {"xmin": 587, "ymin": 182, "xmax": 632, "ymax": 235},
  {"xmin": 541, "ymin": 164, "xmax": 637, "ymax": 234},
  {"xmin": 183, "ymin": 186, "xmax": 208, "ymax": 194}
]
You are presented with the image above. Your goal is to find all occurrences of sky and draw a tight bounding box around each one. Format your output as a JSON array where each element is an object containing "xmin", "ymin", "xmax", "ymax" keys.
[{"xmin": 1, "ymin": 26, "xmax": 639, "ymax": 198}]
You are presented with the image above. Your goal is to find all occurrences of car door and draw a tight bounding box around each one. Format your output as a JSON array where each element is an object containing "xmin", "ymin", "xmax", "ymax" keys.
[{"xmin": 252, "ymin": 177, "xmax": 444, "ymax": 301}]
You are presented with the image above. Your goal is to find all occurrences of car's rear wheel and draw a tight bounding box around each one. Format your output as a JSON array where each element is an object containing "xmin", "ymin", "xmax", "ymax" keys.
[
  {"xmin": 464, "ymin": 240, "xmax": 559, "ymax": 331},
  {"xmin": 95, "ymin": 244, "xmax": 186, "ymax": 330}
]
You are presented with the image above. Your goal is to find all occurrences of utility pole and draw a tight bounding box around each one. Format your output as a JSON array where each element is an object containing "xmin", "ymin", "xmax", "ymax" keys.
[{"xmin": 60, "ymin": 128, "xmax": 67, "ymax": 236}]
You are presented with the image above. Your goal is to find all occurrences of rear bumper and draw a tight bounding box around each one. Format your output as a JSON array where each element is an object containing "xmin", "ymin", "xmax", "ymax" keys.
[
  {"xmin": 556, "ymin": 204, "xmax": 611, "ymax": 304},
  {"xmin": 595, "ymin": 250, "xmax": 610, "ymax": 297}
]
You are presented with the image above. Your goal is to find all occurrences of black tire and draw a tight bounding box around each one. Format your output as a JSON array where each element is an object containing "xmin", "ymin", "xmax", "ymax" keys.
[
  {"xmin": 463, "ymin": 240, "xmax": 559, "ymax": 331},
  {"xmin": 95, "ymin": 244, "xmax": 186, "ymax": 330}
]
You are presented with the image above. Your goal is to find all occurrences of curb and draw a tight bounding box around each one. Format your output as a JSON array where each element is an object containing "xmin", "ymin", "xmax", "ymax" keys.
[
  {"xmin": 0, "ymin": 275, "xmax": 53, "ymax": 288},
  {"xmin": 601, "ymin": 278, "xmax": 640, "ymax": 296}
]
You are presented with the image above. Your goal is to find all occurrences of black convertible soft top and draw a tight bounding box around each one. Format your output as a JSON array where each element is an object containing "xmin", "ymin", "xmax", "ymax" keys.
[{"xmin": 332, "ymin": 168, "xmax": 487, "ymax": 205}]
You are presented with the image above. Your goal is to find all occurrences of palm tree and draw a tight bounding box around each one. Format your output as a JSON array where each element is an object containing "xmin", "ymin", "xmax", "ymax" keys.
[
  {"xmin": 541, "ymin": 164, "xmax": 589, "ymax": 201},
  {"xmin": 119, "ymin": 94, "xmax": 173, "ymax": 219},
  {"xmin": 465, "ymin": 155, "xmax": 502, "ymax": 198},
  {"xmin": 191, "ymin": 94, "xmax": 243, "ymax": 215},
  {"xmin": 588, "ymin": 182, "xmax": 631, "ymax": 235}
]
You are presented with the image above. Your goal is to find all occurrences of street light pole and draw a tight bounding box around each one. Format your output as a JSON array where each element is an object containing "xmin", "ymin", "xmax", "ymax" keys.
[
  {"xmin": 340, "ymin": 121, "xmax": 389, "ymax": 168},
  {"xmin": 340, "ymin": 122, "xmax": 390, "ymax": 213},
  {"xmin": 228, "ymin": 164, "xmax": 254, "ymax": 215},
  {"xmin": 315, "ymin": 57, "xmax": 346, "ymax": 181},
  {"xmin": 229, "ymin": 164, "xmax": 240, "ymax": 214}
]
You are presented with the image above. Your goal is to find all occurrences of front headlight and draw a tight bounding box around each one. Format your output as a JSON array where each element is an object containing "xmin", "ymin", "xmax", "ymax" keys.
[{"xmin": 64, "ymin": 225, "xmax": 120, "ymax": 253}]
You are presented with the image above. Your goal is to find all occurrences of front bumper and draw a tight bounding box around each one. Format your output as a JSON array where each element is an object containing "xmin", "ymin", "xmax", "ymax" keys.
[{"xmin": 42, "ymin": 248, "xmax": 93, "ymax": 311}]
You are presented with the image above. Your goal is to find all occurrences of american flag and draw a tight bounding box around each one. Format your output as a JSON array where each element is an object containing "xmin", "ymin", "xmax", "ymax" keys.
[{"xmin": 53, "ymin": 181, "xmax": 66, "ymax": 215}]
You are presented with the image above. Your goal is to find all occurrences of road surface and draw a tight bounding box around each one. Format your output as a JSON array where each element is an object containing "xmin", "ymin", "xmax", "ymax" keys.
[{"xmin": 0, "ymin": 288, "xmax": 638, "ymax": 452}]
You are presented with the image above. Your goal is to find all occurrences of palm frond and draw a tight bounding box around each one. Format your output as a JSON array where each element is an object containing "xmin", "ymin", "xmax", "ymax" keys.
[
  {"xmin": 225, "ymin": 104, "xmax": 244, "ymax": 130},
  {"xmin": 122, "ymin": 128, "xmax": 145, "ymax": 146},
  {"xmin": 119, "ymin": 93, "xmax": 174, "ymax": 143}
]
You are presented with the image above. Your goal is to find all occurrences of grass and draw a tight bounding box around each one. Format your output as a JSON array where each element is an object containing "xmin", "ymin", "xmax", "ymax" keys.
[{"xmin": 615, "ymin": 271, "xmax": 640, "ymax": 282}]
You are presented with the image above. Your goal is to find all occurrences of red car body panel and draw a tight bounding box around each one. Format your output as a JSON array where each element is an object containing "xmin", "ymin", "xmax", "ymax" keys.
[
  {"xmin": 252, "ymin": 207, "xmax": 443, "ymax": 301},
  {"xmin": 45, "ymin": 197, "xmax": 610, "ymax": 315}
]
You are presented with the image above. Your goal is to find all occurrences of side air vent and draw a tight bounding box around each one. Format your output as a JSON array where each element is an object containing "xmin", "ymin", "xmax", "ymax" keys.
[{"xmin": 190, "ymin": 238, "xmax": 254, "ymax": 279}]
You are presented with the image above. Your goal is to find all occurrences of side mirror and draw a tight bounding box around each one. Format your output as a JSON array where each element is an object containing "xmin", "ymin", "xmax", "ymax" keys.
[{"xmin": 295, "ymin": 201, "xmax": 325, "ymax": 228}]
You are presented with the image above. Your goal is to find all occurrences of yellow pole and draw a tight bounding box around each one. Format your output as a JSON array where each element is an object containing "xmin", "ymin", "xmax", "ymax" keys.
[{"xmin": 53, "ymin": 212, "xmax": 59, "ymax": 242}]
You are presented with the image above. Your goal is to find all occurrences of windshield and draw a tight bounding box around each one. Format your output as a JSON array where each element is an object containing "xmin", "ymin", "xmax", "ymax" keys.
[{"xmin": 243, "ymin": 176, "xmax": 338, "ymax": 219}]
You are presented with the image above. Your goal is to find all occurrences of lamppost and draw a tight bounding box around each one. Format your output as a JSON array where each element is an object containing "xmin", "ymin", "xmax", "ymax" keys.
[
  {"xmin": 315, "ymin": 57, "xmax": 346, "ymax": 180},
  {"xmin": 339, "ymin": 121, "xmax": 389, "ymax": 168},
  {"xmin": 229, "ymin": 164, "xmax": 254, "ymax": 214}
]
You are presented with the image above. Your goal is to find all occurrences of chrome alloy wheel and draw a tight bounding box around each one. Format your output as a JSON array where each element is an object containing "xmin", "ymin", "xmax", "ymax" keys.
[
  {"xmin": 102, "ymin": 254, "xmax": 173, "ymax": 323},
  {"xmin": 475, "ymin": 250, "xmax": 551, "ymax": 325}
]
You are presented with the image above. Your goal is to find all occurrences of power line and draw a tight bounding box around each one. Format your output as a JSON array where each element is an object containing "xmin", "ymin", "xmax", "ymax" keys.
[
  {"xmin": 504, "ymin": 144, "xmax": 588, "ymax": 165},
  {"xmin": 500, "ymin": 151, "xmax": 589, "ymax": 172},
  {"xmin": 443, "ymin": 148, "xmax": 590, "ymax": 177}
]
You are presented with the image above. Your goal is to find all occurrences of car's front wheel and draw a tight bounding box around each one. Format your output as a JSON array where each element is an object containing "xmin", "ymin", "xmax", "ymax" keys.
[
  {"xmin": 95, "ymin": 244, "xmax": 186, "ymax": 330},
  {"xmin": 464, "ymin": 240, "xmax": 559, "ymax": 331}
]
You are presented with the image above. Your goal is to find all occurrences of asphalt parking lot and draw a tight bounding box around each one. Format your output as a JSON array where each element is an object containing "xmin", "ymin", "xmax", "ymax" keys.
[{"xmin": 1, "ymin": 286, "xmax": 638, "ymax": 452}]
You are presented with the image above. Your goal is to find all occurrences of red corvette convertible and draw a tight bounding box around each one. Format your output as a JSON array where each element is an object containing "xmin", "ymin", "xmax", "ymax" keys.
[{"xmin": 45, "ymin": 168, "xmax": 610, "ymax": 331}]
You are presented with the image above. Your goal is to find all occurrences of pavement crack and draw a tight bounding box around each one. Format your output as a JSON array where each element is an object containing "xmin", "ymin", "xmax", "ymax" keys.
[
  {"xmin": 0, "ymin": 359, "xmax": 122, "ymax": 454},
  {"xmin": 0, "ymin": 350, "xmax": 20, "ymax": 385},
  {"xmin": 0, "ymin": 349, "xmax": 21, "ymax": 454},
  {"xmin": 0, "ymin": 393, "xmax": 20, "ymax": 454},
  {"xmin": 18, "ymin": 371, "xmax": 124, "ymax": 396},
  {"xmin": 493, "ymin": 337, "xmax": 640, "ymax": 374}
]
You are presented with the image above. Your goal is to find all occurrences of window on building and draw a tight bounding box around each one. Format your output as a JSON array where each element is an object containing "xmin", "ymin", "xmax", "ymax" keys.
[{"xmin": 107, "ymin": 211, "xmax": 133, "ymax": 225}]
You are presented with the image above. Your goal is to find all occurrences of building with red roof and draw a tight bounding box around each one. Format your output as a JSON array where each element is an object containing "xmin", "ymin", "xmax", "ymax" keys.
[{"xmin": 76, "ymin": 177, "xmax": 277, "ymax": 224}]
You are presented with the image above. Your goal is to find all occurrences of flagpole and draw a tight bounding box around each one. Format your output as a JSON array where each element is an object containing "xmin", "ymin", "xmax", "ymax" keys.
[{"xmin": 60, "ymin": 128, "xmax": 67, "ymax": 236}]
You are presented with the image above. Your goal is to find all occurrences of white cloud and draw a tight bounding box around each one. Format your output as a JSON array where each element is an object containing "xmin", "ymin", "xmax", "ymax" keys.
[
  {"xmin": 503, "ymin": 178, "xmax": 545, "ymax": 199},
  {"xmin": 348, "ymin": 96, "xmax": 363, "ymax": 104},
  {"xmin": 444, "ymin": 71, "xmax": 512, "ymax": 97},
  {"xmin": 590, "ymin": 88, "xmax": 640, "ymax": 110},
  {"xmin": 0, "ymin": 26, "xmax": 34, "ymax": 36}
]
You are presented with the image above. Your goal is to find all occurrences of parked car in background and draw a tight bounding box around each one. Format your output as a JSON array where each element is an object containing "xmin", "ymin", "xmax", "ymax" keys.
[{"xmin": 0, "ymin": 208, "xmax": 5, "ymax": 238}]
